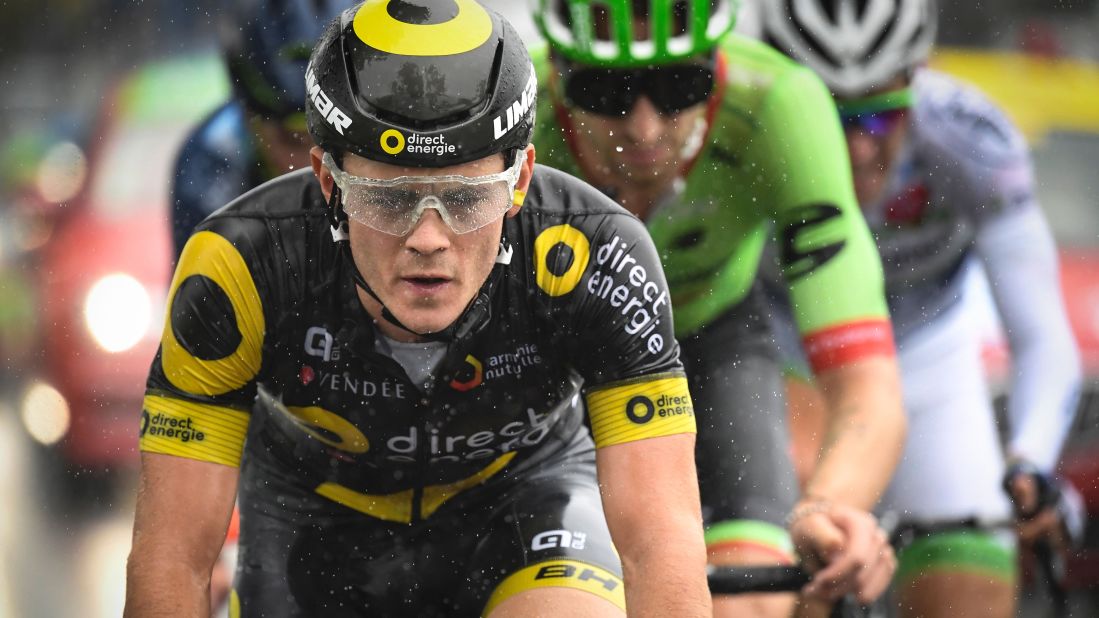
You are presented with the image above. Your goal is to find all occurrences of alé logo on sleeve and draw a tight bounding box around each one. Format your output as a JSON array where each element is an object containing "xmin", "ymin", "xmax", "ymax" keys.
[{"xmin": 532, "ymin": 529, "xmax": 588, "ymax": 551}]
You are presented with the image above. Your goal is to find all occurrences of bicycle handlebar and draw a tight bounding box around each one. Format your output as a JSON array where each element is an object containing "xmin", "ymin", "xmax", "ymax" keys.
[
  {"xmin": 706, "ymin": 564, "xmax": 811, "ymax": 595},
  {"xmin": 708, "ymin": 565, "xmax": 875, "ymax": 618}
]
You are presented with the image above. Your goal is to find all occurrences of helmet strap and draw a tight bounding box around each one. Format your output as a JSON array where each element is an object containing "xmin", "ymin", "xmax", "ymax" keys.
[
  {"xmin": 328, "ymin": 185, "xmax": 509, "ymax": 344},
  {"xmin": 325, "ymin": 184, "xmax": 420, "ymax": 336},
  {"xmin": 326, "ymin": 184, "xmax": 350, "ymax": 242}
]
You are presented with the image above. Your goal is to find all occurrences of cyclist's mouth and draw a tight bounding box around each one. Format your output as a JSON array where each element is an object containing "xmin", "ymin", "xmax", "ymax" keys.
[
  {"xmin": 402, "ymin": 276, "xmax": 451, "ymax": 293},
  {"xmin": 617, "ymin": 146, "xmax": 669, "ymax": 167}
]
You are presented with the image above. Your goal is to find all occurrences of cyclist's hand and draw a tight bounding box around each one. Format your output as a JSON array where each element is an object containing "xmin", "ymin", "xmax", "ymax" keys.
[
  {"xmin": 788, "ymin": 501, "xmax": 896, "ymax": 604},
  {"xmin": 1003, "ymin": 462, "xmax": 1086, "ymax": 551}
]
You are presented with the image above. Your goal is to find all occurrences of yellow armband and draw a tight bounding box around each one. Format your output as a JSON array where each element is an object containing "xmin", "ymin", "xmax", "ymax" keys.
[
  {"xmin": 585, "ymin": 374, "xmax": 695, "ymax": 448},
  {"xmin": 139, "ymin": 395, "xmax": 251, "ymax": 467}
]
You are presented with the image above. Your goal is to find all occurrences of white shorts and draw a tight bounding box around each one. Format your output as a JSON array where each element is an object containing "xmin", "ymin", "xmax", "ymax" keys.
[{"xmin": 879, "ymin": 281, "xmax": 1013, "ymax": 523}]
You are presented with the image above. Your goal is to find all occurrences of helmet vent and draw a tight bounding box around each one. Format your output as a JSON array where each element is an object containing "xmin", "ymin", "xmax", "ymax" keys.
[
  {"xmin": 592, "ymin": 3, "xmax": 613, "ymax": 42},
  {"xmin": 541, "ymin": 0, "xmax": 733, "ymax": 66},
  {"xmin": 865, "ymin": 11, "xmax": 898, "ymax": 61},
  {"xmin": 386, "ymin": 0, "xmax": 459, "ymax": 25},
  {"xmin": 761, "ymin": 0, "xmax": 938, "ymax": 96}
]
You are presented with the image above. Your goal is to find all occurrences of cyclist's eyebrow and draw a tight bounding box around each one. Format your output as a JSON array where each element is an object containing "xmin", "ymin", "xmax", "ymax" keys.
[
  {"xmin": 440, "ymin": 188, "xmax": 494, "ymax": 209},
  {"xmin": 438, "ymin": 185, "xmax": 492, "ymax": 198},
  {"xmin": 360, "ymin": 186, "xmax": 421, "ymax": 203}
]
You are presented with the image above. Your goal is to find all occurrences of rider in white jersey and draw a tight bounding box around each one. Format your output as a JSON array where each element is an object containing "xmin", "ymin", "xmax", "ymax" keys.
[{"xmin": 760, "ymin": 1, "xmax": 1082, "ymax": 616}]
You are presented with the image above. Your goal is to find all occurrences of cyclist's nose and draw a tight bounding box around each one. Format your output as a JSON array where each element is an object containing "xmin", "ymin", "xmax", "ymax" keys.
[
  {"xmin": 624, "ymin": 96, "xmax": 665, "ymax": 143},
  {"xmin": 846, "ymin": 129, "xmax": 881, "ymax": 167},
  {"xmin": 404, "ymin": 208, "xmax": 451, "ymax": 254}
]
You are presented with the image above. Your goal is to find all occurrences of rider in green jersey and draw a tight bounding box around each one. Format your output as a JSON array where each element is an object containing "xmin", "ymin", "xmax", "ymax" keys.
[{"xmin": 532, "ymin": 1, "xmax": 906, "ymax": 614}]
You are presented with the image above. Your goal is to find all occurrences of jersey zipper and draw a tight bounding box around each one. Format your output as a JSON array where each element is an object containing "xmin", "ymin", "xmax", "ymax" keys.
[{"xmin": 410, "ymin": 341, "xmax": 469, "ymax": 522}]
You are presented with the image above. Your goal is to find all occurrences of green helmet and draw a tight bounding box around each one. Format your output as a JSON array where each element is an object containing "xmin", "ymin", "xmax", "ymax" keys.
[{"xmin": 533, "ymin": 0, "xmax": 739, "ymax": 67}]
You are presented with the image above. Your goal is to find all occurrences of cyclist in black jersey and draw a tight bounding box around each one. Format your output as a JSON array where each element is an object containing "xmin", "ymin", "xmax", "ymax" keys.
[{"xmin": 124, "ymin": 2, "xmax": 710, "ymax": 616}]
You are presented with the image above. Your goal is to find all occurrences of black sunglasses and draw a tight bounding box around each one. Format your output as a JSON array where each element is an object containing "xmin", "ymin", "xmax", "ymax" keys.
[{"xmin": 559, "ymin": 58, "xmax": 716, "ymax": 117}]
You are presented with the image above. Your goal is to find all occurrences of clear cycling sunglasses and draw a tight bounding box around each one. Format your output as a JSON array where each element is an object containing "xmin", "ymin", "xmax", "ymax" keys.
[{"xmin": 323, "ymin": 150, "xmax": 526, "ymax": 236}]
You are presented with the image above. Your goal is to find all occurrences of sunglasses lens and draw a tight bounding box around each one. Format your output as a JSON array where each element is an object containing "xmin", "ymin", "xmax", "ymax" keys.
[
  {"xmin": 565, "ymin": 68, "xmax": 638, "ymax": 116},
  {"xmin": 841, "ymin": 109, "xmax": 907, "ymax": 137},
  {"xmin": 648, "ymin": 65, "xmax": 714, "ymax": 115},
  {"xmin": 564, "ymin": 64, "xmax": 714, "ymax": 117},
  {"xmin": 836, "ymin": 87, "xmax": 913, "ymax": 137},
  {"xmin": 326, "ymin": 151, "xmax": 525, "ymax": 236}
]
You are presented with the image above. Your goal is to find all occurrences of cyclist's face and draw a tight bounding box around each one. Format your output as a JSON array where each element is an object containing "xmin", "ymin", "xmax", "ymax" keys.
[
  {"xmin": 252, "ymin": 114, "xmax": 313, "ymax": 175},
  {"xmin": 568, "ymin": 91, "xmax": 707, "ymax": 193},
  {"xmin": 557, "ymin": 13, "xmax": 713, "ymax": 195},
  {"xmin": 838, "ymin": 76, "xmax": 912, "ymax": 205},
  {"xmin": 313, "ymin": 146, "xmax": 535, "ymax": 341}
]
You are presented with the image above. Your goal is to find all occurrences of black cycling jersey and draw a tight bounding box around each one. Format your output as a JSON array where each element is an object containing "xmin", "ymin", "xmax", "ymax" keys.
[
  {"xmin": 140, "ymin": 164, "xmax": 695, "ymax": 524},
  {"xmin": 235, "ymin": 428, "xmax": 624, "ymax": 616}
]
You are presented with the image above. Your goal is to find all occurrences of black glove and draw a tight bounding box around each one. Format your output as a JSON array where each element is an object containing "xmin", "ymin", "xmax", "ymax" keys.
[
  {"xmin": 1002, "ymin": 459, "xmax": 1060, "ymax": 520},
  {"xmin": 1002, "ymin": 460, "xmax": 1087, "ymax": 548}
]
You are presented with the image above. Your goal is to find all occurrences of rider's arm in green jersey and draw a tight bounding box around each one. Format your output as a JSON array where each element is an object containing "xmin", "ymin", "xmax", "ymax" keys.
[{"xmin": 747, "ymin": 58, "xmax": 906, "ymax": 511}]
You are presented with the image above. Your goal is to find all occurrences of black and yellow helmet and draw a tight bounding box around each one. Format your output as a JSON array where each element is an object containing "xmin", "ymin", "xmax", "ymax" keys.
[{"xmin": 305, "ymin": 0, "xmax": 537, "ymax": 168}]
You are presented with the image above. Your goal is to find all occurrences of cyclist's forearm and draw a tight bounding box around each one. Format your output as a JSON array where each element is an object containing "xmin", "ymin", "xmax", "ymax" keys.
[
  {"xmin": 597, "ymin": 435, "xmax": 710, "ymax": 616},
  {"xmin": 977, "ymin": 208, "xmax": 1082, "ymax": 470},
  {"xmin": 125, "ymin": 555, "xmax": 211, "ymax": 617},
  {"xmin": 620, "ymin": 531, "xmax": 711, "ymax": 617},
  {"xmin": 125, "ymin": 453, "xmax": 237, "ymax": 618},
  {"xmin": 806, "ymin": 356, "xmax": 906, "ymax": 509}
]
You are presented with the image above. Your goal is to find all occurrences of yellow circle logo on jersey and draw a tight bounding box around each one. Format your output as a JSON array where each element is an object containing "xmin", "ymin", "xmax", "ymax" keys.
[
  {"xmin": 161, "ymin": 231, "xmax": 265, "ymax": 396},
  {"xmin": 353, "ymin": 0, "xmax": 493, "ymax": 57},
  {"xmin": 380, "ymin": 129, "xmax": 406, "ymax": 154},
  {"xmin": 534, "ymin": 225, "xmax": 591, "ymax": 297}
]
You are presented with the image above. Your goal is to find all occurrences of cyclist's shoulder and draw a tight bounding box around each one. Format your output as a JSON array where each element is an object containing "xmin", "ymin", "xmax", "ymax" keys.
[
  {"xmin": 523, "ymin": 163, "xmax": 637, "ymax": 225},
  {"xmin": 910, "ymin": 69, "xmax": 1029, "ymax": 170},
  {"xmin": 192, "ymin": 169, "xmax": 327, "ymax": 253},
  {"xmin": 175, "ymin": 101, "xmax": 252, "ymax": 174},
  {"xmin": 179, "ymin": 169, "xmax": 334, "ymax": 307},
  {"xmin": 716, "ymin": 34, "xmax": 834, "ymax": 143},
  {"xmin": 719, "ymin": 34, "xmax": 826, "ymax": 100},
  {"xmin": 719, "ymin": 33, "xmax": 801, "ymax": 73},
  {"xmin": 173, "ymin": 100, "xmax": 257, "ymax": 209}
]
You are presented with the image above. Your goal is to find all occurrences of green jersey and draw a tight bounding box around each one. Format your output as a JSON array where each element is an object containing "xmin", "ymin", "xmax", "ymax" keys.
[{"xmin": 533, "ymin": 34, "xmax": 893, "ymax": 373}]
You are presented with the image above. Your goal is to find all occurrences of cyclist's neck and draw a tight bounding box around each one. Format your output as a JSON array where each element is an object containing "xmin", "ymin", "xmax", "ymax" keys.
[
  {"xmin": 568, "ymin": 149, "xmax": 679, "ymax": 221},
  {"xmin": 610, "ymin": 185, "xmax": 672, "ymax": 221}
]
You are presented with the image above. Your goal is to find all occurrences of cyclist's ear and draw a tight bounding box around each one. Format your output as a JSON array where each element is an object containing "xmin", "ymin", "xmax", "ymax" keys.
[
  {"xmin": 507, "ymin": 144, "xmax": 537, "ymax": 217},
  {"xmin": 311, "ymin": 146, "xmax": 336, "ymax": 203}
]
